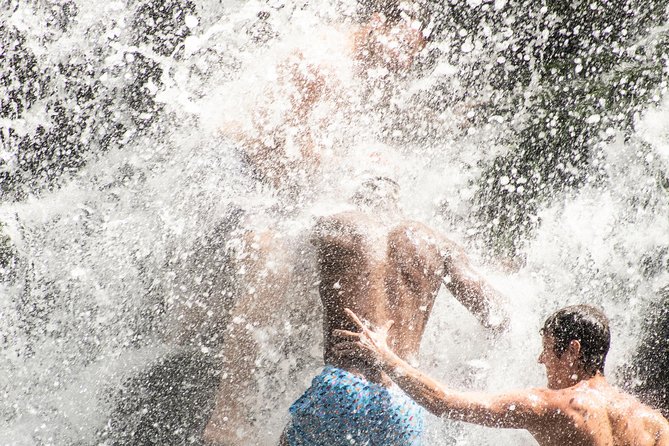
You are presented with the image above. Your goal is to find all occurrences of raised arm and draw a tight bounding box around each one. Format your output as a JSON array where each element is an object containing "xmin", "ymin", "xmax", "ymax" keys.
[
  {"xmin": 334, "ymin": 308, "xmax": 549, "ymax": 429},
  {"xmin": 219, "ymin": 51, "xmax": 327, "ymax": 190},
  {"xmin": 656, "ymin": 417, "xmax": 669, "ymax": 446},
  {"xmin": 441, "ymin": 241, "xmax": 509, "ymax": 334}
]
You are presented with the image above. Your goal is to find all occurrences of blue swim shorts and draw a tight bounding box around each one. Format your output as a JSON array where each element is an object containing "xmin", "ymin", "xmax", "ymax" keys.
[{"xmin": 284, "ymin": 366, "xmax": 424, "ymax": 446}]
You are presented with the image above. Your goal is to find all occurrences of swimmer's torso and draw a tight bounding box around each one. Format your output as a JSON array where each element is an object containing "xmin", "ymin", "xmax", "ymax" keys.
[{"xmin": 312, "ymin": 211, "xmax": 451, "ymax": 384}]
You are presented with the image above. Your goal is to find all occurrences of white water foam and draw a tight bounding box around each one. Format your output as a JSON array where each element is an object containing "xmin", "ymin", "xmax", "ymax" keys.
[{"xmin": 1, "ymin": 1, "xmax": 668, "ymax": 445}]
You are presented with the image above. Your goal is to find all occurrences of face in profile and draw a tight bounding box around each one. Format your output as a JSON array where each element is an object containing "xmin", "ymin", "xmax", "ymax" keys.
[
  {"xmin": 538, "ymin": 335, "xmax": 569, "ymax": 390},
  {"xmin": 353, "ymin": 13, "xmax": 426, "ymax": 72}
]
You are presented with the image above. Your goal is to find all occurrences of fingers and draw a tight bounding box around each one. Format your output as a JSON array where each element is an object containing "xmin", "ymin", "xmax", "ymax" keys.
[
  {"xmin": 332, "ymin": 341, "xmax": 377, "ymax": 365},
  {"xmin": 344, "ymin": 308, "xmax": 366, "ymax": 330},
  {"xmin": 333, "ymin": 329, "xmax": 362, "ymax": 340},
  {"xmin": 332, "ymin": 346, "xmax": 360, "ymax": 358},
  {"xmin": 341, "ymin": 309, "xmax": 395, "ymax": 342}
]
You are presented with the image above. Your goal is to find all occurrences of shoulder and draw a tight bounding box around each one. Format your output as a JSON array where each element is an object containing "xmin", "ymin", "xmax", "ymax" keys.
[
  {"xmin": 523, "ymin": 387, "xmax": 591, "ymax": 421},
  {"xmin": 387, "ymin": 221, "xmax": 460, "ymax": 251},
  {"xmin": 311, "ymin": 212, "xmax": 372, "ymax": 246},
  {"xmin": 526, "ymin": 387, "xmax": 568, "ymax": 409},
  {"xmin": 623, "ymin": 398, "xmax": 669, "ymax": 437},
  {"xmin": 608, "ymin": 387, "xmax": 663, "ymax": 419},
  {"xmin": 314, "ymin": 211, "xmax": 368, "ymax": 231},
  {"xmin": 611, "ymin": 394, "xmax": 669, "ymax": 444},
  {"xmin": 658, "ymin": 416, "xmax": 669, "ymax": 446}
]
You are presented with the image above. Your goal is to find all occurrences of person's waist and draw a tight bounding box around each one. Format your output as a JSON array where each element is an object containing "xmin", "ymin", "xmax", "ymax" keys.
[
  {"xmin": 320, "ymin": 364, "xmax": 420, "ymax": 403},
  {"xmin": 324, "ymin": 357, "xmax": 392, "ymax": 387}
]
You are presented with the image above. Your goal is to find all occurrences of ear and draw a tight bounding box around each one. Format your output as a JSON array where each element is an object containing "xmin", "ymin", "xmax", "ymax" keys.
[{"xmin": 567, "ymin": 339, "xmax": 582, "ymax": 359}]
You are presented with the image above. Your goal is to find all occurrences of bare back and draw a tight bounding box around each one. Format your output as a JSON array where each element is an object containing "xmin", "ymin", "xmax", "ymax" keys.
[
  {"xmin": 529, "ymin": 377, "xmax": 669, "ymax": 446},
  {"xmin": 312, "ymin": 211, "xmax": 452, "ymax": 383}
]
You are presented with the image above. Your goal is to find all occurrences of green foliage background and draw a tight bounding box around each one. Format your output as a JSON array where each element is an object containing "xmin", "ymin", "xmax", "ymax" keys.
[{"xmin": 412, "ymin": 0, "xmax": 669, "ymax": 258}]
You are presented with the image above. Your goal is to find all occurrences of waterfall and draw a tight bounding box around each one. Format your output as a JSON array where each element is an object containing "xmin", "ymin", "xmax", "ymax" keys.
[{"xmin": 1, "ymin": 0, "xmax": 667, "ymax": 444}]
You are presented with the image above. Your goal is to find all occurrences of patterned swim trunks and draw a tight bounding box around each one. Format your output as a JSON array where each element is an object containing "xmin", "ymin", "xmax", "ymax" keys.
[{"xmin": 284, "ymin": 366, "xmax": 424, "ymax": 445}]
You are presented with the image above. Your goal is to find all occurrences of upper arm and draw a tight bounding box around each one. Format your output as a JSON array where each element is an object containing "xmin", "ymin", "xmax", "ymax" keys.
[
  {"xmin": 442, "ymin": 241, "xmax": 484, "ymax": 298},
  {"xmin": 386, "ymin": 354, "xmax": 556, "ymax": 432},
  {"xmin": 440, "ymin": 240, "xmax": 509, "ymax": 332},
  {"xmin": 655, "ymin": 418, "xmax": 669, "ymax": 446}
]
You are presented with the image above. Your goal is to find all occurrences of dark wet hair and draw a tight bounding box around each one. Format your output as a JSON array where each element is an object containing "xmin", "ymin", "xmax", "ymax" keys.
[
  {"xmin": 352, "ymin": 175, "xmax": 400, "ymax": 208},
  {"xmin": 541, "ymin": 304, "xmax": 611, "ymax": 375}
]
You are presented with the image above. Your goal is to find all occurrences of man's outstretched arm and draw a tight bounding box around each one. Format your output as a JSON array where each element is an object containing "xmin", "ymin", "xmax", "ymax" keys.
[{"xmin": 334, "ymin": 309, "xmax": 548, "ymax": 429}]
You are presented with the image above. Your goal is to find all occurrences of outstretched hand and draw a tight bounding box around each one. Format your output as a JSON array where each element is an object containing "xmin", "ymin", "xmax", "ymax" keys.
[{"xmin": 333, "ymin": 308, "xmax": 397, "ymax": 368}]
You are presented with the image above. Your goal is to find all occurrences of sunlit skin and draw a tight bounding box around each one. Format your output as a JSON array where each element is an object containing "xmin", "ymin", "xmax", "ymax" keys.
[
  {"xmin": 538, "ymin": 334, "xmax": 584, "ymax": 390},
  {"xmin": 205, "ymin": 14, "xmax": 429, "ymax": 445},
  {"xmin": 335, "ymin": 309, "xmax": 669, "ymax": 446},
  {"xmin": 275, "ymin": 181, "xmax": 508, "ymax": 445}
]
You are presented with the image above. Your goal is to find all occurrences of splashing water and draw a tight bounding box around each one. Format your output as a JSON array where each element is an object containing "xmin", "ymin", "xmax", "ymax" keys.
[{"xmin": 1, "ymin": 0, "xmax": 668, "ymax": 445}]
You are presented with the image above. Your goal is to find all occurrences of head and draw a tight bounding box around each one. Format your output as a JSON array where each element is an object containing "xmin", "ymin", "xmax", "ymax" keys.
[
  {"xmin": 538, "ymin": 305, "xmax": 611, "ymax": 389},
  {"xmin": 348, "ymin": 145, "xmax": 402, "ymax": 213},
  {"xmin": 352, "ymin": 175, "xmax": 400, "ymax": 208}
]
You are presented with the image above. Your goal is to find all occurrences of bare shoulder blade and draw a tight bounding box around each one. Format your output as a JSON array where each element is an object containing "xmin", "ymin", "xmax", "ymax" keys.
[
  {"xmin": 312, "ymin": 212, "xmax": 368, "ymax": 248},
  {"xmin": 608, "ymin": 392, "xmax": 669, "ymax": 446},
  {"xmin": 386, "ymin": 221, "xmax": 449, "ymax": 282}
]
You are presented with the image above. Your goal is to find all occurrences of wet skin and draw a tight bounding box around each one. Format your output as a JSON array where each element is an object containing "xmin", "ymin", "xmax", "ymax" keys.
[
  {"xmin": 313, "ymin": 209, "xmax": 505, "ymax": 385},
  {"xmin": 528, "ymin": 336, "xmax": 669, "ymax": 446},
  {"xmin": 336, "ymin": 314, "xmax": 669, "ymax": 446}
]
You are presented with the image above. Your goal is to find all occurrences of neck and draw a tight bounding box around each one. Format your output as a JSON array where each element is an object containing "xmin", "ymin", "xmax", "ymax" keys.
[
  {"xmin": 561, "ymin": 369, "xmax": 603, "ymax": 389},
  {"xmin": 356, "ymin": 199, "xmax": 401, "ymax": 219}
]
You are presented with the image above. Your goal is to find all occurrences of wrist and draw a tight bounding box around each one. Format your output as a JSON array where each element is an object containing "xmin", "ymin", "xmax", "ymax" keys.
[{"xmin": 380, "ymin": 349, "xmax": 404, "ymax": 376}]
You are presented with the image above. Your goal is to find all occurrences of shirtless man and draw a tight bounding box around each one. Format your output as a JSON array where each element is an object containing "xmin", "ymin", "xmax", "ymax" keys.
[
  {"xmin": 336, "ymin": 304, "xmax": 669, "ymax": 446},
  {"xmin": 278, "ymin": 173, "xmax": 509, "ymax": 446},
  {"xmin": 204, "ymin": 8, "xmax": 431, "ymax": 444}
]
